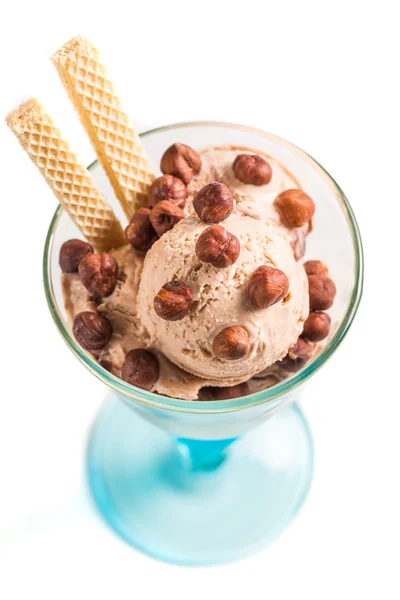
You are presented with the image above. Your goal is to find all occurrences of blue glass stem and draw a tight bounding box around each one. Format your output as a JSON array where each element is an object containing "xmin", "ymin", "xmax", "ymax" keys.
[{"xmin": 177, "ymin": 437, "xmax": 238, "ymax": 471}]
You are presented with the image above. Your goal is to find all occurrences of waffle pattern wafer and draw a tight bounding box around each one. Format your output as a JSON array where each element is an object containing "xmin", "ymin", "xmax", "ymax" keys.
[
  {"xmin": 6, "ymin": 98, "xmax": 125, "ymax": 252},
  {"xmin": 52, "ymin": 36, "xmax": 154, "ymax": 219}
]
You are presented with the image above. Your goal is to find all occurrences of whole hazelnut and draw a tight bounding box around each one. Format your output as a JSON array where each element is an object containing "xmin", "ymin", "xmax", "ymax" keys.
[
  {"xmin": 247, "ymin": 266, "xmax": 289, "ymax": 309},
  {"xmin": 125, "ymin": 208, "xmax": 158, "ymax": 252},
  {"xmin": 150, "ymin": 200, "xmax": 185, "ymax": 237},
  {"xmin": 274, "ymin": 189, "xmax": 315, "ymax": 228},
  {"xmin": 79, "ymin": 252, "xmax": 119, "ymax": 299},
  {"xmin": 160, "ymin": 143, "xmax": 202, "ymax": 184},
  {"xmin": 199, "ymin": 382, "xmax": 250, "ymax": 401},
  {"xmin": 153, "ymin": 281, "xmax": 193, "ymax": 321},
  {"xmin": 121, "ymin": 349, "xmax": 159, "ymax": 390},
  {"xmin": 148, "ymin": 174, "xmax": 187, "ymax": 208},
  {"xmin": 193, "ymin": 182, "xmax": 234, "ymax": 223},
  {"xmin": 232, "ymin": 154, "xmax": 273, "ymax": 186},
  {"xmin": 195, "ymin": 225, "xmax": 240, "ymax": 268},
  {"xmin": 212, "ymin": 326, "xmax": 250, "ymax": 361},
  {"xmin": 308, "ymin": 274, "xmax": 336, "ymax": 311},
  {"xmin": 59, "ymin": 239, "xmax": 93, "ymax": 273},
  {"xmin": 290, "ymin": 229, "xmax": 306, "ymax": 261},
  {"xmin": 301, "ymin": 312, "xmax": 331, "ymax": 342},
  {"xmin": 73, "ymin": 311, "xmax": 112, "ymax": 350},
  {"xmin": 304, "ymin": 260, "xmax": 328, "ymax": 276},
  {"xmin": 279, "ymin": 338, "xmax": 314, "ymax": 372}
]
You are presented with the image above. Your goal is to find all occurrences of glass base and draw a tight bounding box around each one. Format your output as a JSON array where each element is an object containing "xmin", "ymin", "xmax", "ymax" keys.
[{"xmin": 87, "ymin": 396, "xmax": 313, "ymax": 566}]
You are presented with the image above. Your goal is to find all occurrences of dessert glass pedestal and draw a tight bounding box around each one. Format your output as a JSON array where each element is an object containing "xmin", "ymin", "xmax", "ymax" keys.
[{"xmin": 44, "ymin": 122, "xmax": 363, "ymax": 566}]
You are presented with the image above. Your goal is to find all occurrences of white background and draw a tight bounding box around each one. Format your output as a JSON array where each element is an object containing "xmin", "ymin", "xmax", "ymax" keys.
[{"xmin": 0, "ymin": 1, "xmax": 399, "ymax": 598}]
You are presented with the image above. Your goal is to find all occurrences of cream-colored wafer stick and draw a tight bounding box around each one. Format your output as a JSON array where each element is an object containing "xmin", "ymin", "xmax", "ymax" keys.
[
  {"xmin": 6, "ymin": 98, "xmax": 125, "ymax": 252},
  {"xmin": 52, "ymin": 36, "xmax": 155, "ymax": 219}
]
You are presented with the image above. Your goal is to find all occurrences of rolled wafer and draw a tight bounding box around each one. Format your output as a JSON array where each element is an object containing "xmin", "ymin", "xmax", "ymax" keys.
[
  {"xmin": 52, "ymin": 36, "xmax": 155, "ymax": 220},
  {"xmin": 6, "ymin": 98, "xmax": 125, "ymax": 252}
]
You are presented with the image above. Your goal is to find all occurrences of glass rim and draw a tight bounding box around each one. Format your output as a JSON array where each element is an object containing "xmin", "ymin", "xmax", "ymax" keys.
[{"xmin": 43, "ymin": 120, "xmax": 364, "ymax": 414}]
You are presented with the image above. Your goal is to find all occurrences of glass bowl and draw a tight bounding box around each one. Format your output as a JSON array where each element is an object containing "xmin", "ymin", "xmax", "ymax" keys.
[{"xmin": 43, "ymin": 122, "xmax": 363, "ymax": 565}]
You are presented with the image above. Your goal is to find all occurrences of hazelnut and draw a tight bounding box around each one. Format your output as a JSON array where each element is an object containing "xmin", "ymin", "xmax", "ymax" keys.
[
  {"xmin": 153, "ymin": 281, "xmax": 193, "ymax": 321},
  {"xmin": 304, "ymin": 260, "xmax": 328, "ymax": 276},
  {"xmin": 79, "ymin": 252, "xmax": 119, "ymax": 299},
  {"xmin": 199, "ymin": 382, "xmax": 250, "ymax": 401},
  {"xmin": 247, "ymin": 266, "xmax": 289, "ymax": 309},
  {"xmin": 290, "ymin": 229, "xmax": 306, "ymax": 261},
  {"xmin": 125, "ymin": 208, "xmax": 158, "ymax": 252},
  {"xmin": 308, "ymin": 274, "xmax": 336, "ymax": 311},
  {"xmin": 148, "ymin": 174, "xmax": 187, "ymax": 208},
  {"xmin": 150, "ymin": 200, "xmax": 185, "ymax": 237},
  {"xmin": 212, "ymin": 326, "xmax": 250, "ymax": 360},
  {"xmin": 232, "ymin": 154, "xmax": 272, "ymax": 186},
  {"xmin": 73, "ymin": 311, "xmax": 112, "ymax": 350},
  {"xmin": 301, "ymin": 312, "xmax": 331, "ymax": 342},
  {"xmin": 160, "ymin": 143, "xmax": 202, "ymax": 184},
  {"xmin": 121, "ymin": 349, "xmax": 159, "ymax": 390},
  {"xmin": 59, "ymin": 239, "xmax": 93, "ymax": 273},
  {"xmin": 279, "ymin": 338, "xmax": 314, "ymax": 372},
  {"xmin": 195, "ymin": 225, "xmax": 240, "ymax": 268},
  {"xmin": 274, "ymin": 189, "xmax": 315, "ymax": 228},
  {"xmin": 193, "ymin": 182, "xmax": 234, "ymax": 223}
]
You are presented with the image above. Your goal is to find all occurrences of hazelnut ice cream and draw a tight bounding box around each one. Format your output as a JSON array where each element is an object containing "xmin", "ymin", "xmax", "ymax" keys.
[
  {"xmin": 137, "ymin": 213, "xmax": 309, "ymax": 383},
  {"xmin": 6, "ymin": 44, "xmax": 335, "ymax": 404},
  {"xmin": 61, "ymin": 143, "xmax": 336, "ymax": 400}
]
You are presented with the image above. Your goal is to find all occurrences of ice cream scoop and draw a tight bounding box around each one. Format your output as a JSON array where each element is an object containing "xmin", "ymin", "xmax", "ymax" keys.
[{"xmin": 137, "ymin": 211, "xmax": 309, "ymax": 383}]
